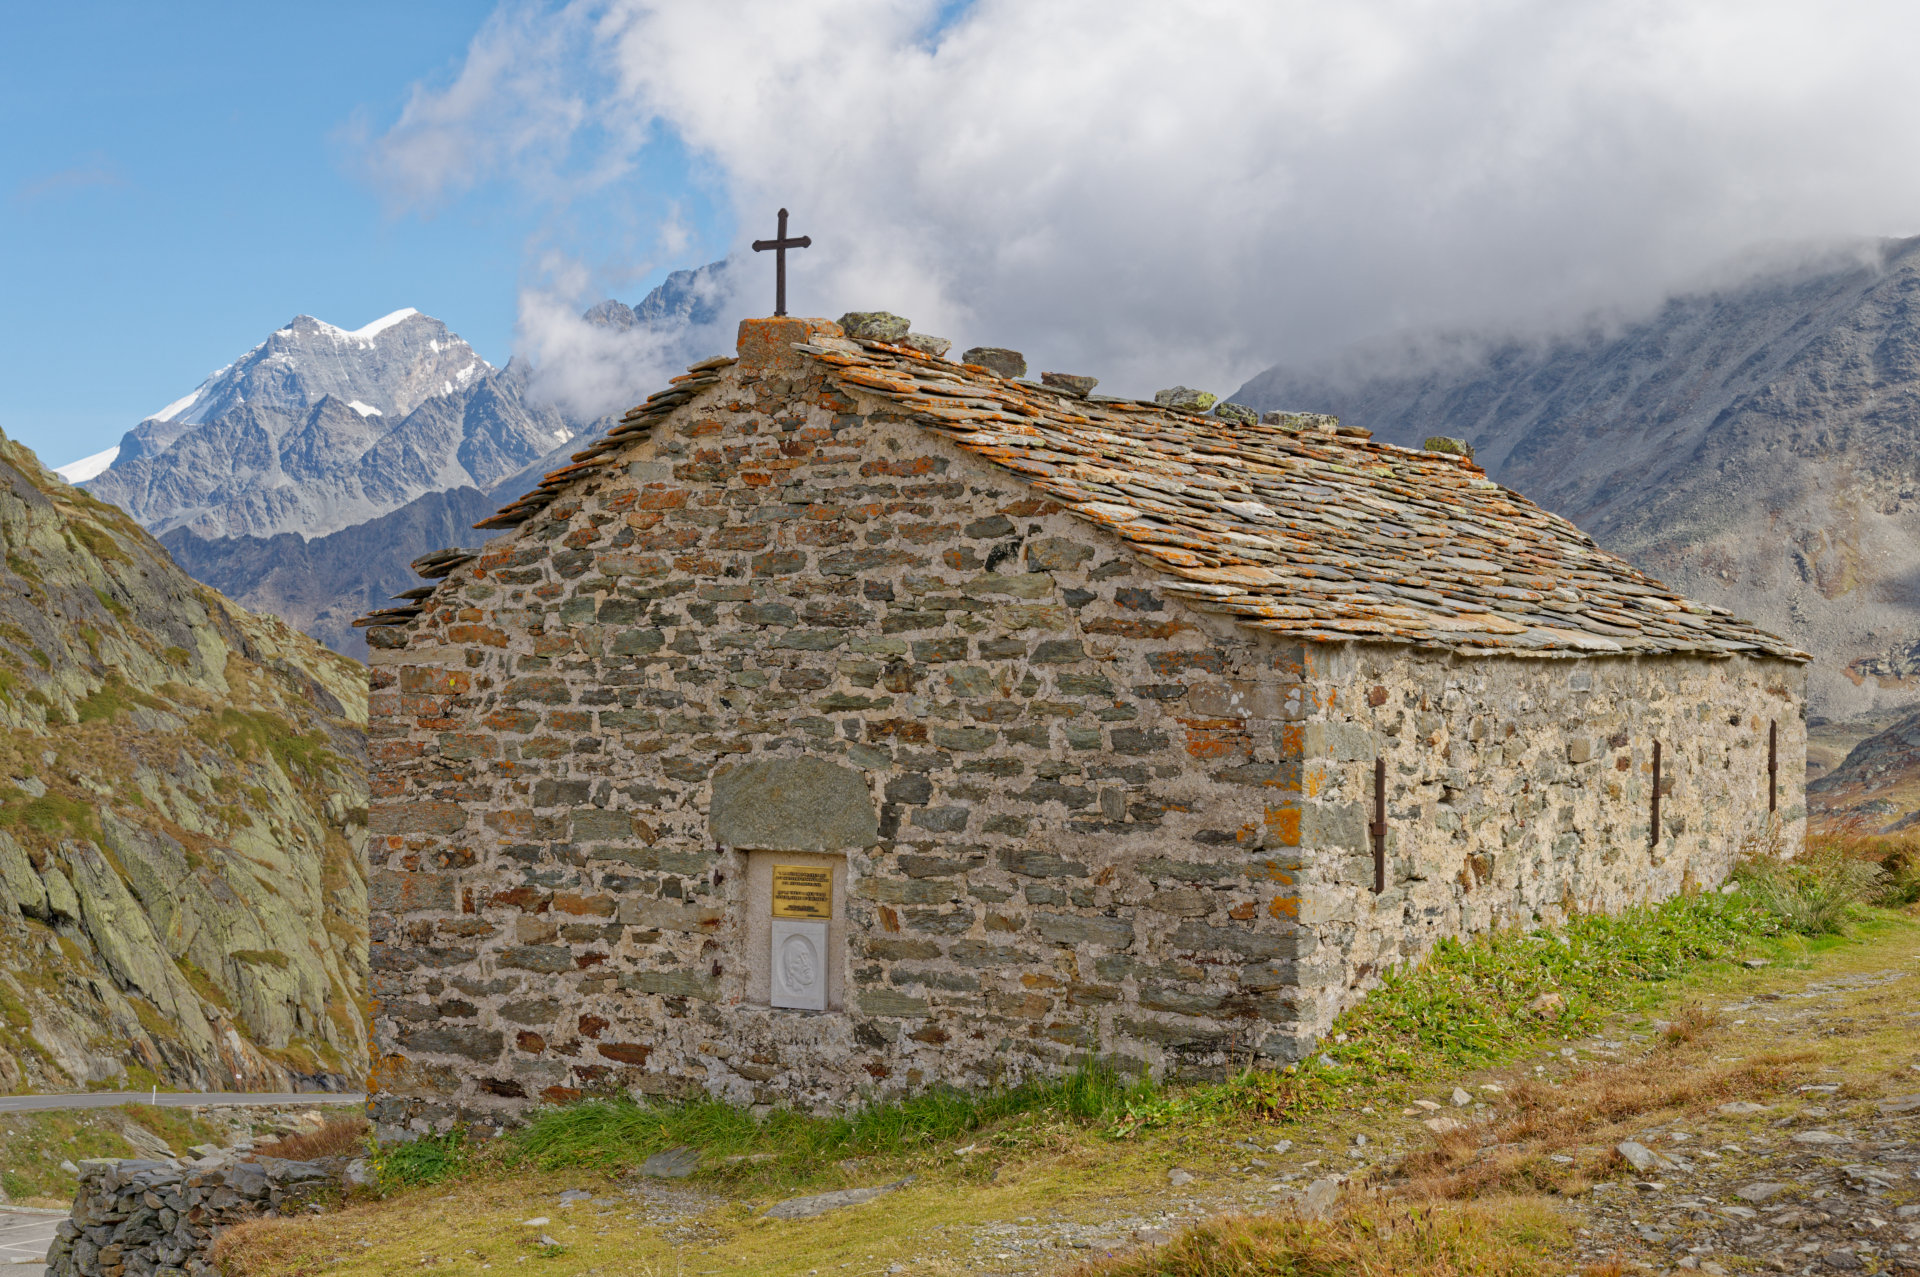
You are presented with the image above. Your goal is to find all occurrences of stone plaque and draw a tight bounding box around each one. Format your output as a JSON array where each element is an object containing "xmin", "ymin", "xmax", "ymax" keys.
[
  {"xmin": 771, "ymin": 865, "xmax": 832, "ymax": 919},
  {"xmin": 770, "ymin": 918, "xmax": 829, "ymax": 1010},
  {"xmin": 708, "ymin": 757, "xmax": 878, "ymax": 852}
]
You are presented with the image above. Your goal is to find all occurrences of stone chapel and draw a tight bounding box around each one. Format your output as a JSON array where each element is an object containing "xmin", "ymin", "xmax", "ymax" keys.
[{"xmin": 359, "ymin": 311, "xmax": 1807, "ymax": 1135}]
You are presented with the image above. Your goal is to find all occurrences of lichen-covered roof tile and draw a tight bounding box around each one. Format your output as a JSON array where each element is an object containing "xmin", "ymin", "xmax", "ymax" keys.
[
  {"xmin": 355, "ymin": 332, "xmax": 1807, "ymax": 662},
  {"xmin": 817, "ymin": 341, "xmax": 1807, "ymax": 662}
]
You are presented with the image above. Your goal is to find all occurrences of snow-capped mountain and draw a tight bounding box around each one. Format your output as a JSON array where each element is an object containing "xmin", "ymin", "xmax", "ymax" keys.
[
  {"xmin": 84, "ymin": 309, "xmax": 574, "ymax": 540},
  {"xmin": 53, "ymin": 445, "xmax": 119, "ymax": 483},
  {"xmin": 62, "ymin": 267, "xmax": 732, "ymax": 660}
]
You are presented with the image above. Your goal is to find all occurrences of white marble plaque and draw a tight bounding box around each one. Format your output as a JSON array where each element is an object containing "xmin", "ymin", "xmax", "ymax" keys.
[{"xmin": 770, "ymin": 918, "xmax": 829, "ymax": 1011}]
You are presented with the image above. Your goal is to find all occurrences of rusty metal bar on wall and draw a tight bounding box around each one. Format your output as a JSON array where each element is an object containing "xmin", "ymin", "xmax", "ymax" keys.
[
  {"xmin": 1768, "ymin": 720, "xmax": 1778, "ymax": 813},
  {"xmin": 1370, "ymin": 756, "xmax": 1387, "ymax": 894},
  {"xmin": 1650, "ymin": 739, "xmax": 1662, "ymax": 850}
]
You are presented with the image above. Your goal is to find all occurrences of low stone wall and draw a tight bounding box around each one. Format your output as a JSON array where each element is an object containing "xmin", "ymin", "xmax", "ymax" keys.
[{"xmin": 47, "ymin": 1153, "xmax": 339, "ymax": 1277}]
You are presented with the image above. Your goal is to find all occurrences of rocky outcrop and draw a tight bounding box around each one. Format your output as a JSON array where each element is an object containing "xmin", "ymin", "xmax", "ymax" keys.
[
  {"xmin": 0, "ymin": 431, "xmax": 367, "ymax": 1092},
  {"xmin": 1235, "ymin": 236, "xmax": 1920, "ymax": 718},
  {"xmin": 1806, "ymin": 705, "xmax": 1920, "ymax": 826}
]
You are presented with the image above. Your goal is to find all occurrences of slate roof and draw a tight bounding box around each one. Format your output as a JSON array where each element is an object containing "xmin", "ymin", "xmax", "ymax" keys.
[{"xmin": 358, "ymin": 334, "xmax": 1806, "ymax": 663}]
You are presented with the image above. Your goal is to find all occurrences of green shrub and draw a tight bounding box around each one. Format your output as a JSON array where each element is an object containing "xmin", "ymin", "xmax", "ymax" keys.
[
  {"xmin": 375, "ymin": 1131, "xmax": 467, "ymax": 1190},
  {"xmin": 1732, "ymin": 847, "xmax": 1881, "ymax": 935},
  {"xmin": 1873, "ymin": 845, "xmax": 1920, "ymax": 908}
]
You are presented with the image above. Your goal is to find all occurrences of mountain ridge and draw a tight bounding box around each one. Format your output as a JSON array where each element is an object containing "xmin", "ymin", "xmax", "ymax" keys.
[
  {"xmin": 83, "ymin": 310, "xmax": 574, "ymax": 541},
  {"xmin": 1234, "ymin": 235, "xmax": 1920, "ymax": 717},
  {"xmin": 82, "ymin": 270, "xmax": 734, "ymax": 660}
]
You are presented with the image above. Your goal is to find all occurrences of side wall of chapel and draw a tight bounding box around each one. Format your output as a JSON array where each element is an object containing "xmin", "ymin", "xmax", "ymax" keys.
[{"xmin": 1279, "ymin": 645, "xmax": 1807, "ymax": 1041}]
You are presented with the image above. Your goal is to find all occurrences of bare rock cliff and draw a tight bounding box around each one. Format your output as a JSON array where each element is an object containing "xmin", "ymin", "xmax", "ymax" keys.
[{"xmin": 0, "ymin": 432, "xmax": 367, "ymax": 1091}]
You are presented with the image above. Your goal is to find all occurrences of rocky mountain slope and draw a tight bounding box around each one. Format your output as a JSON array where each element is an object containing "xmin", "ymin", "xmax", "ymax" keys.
[
  {"xmin": 83, "ymin": 310, "xmax": 573, "ymax": 541},
  {"xmin": 0, "ymin": 430, "xmax": 367, "ymax": 1092},
  {"xmin": 1235, "ymin": 236, "xmax": 1920, "ymax": 719},
  {"xmin": 158, "ymin": 486, "xmax": 498, "ymax": 660},
  {"xmin": 1804, "ymin": 703, "xmax": 1920, "ymax": 826},
  {"xmin": 581, "ymin": 259, "xmax": 730, "ymax": 334}
]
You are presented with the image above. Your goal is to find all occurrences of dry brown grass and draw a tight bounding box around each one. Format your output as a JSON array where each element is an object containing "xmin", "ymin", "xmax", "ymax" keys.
[
  {"xmin": 251, "ymin": 1116, "xmax": 367, "ymax": 1162},
  {"xmin": 1394, "ymin": 1047, "xmax": 1815, "ymax": 1200},
  {"xmin": 1067, "ymin": 1197, "xmax": 1565, "ymax": 1277},
  {"xmin": 1806, "ymin": 820, "xmax": 1920, "ymax": 871},
  {"xmin": 208, "ymin": 1217, "xmax": 292, "ymax": 1275},
  {"xmin": 1799, "ymin": 823, "xmax": 1920, "ymax": 909},
  {"xmin": 1660, "ymin": 1002, "xmax": 1723, "ymax": 1045}
]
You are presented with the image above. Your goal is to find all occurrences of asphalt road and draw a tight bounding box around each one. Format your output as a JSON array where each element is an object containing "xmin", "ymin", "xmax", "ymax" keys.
[
  {"xmin": 0, "ymin": 1208, "xmax": 61, "ymax": 1276},
  {"xmin": 0, "ymin": 1092, "xmax": 365, "ymax": 1113}
]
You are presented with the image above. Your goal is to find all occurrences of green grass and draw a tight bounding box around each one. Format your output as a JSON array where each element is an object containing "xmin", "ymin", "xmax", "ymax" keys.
[
  {"xmin": 90, "ymin": 587, "xmax": 129, "ymax": 623},
  {"xmin": 230, "ymin": 949, "xmax": 291, "ymax": 969},
  {"xmin": 504, "ymin": 1056, "xmax": 1155, "ymax": 1185},
  {"xmin": 0, "ymin": 1106, "xmax": 226, "ymax": 1204},
  {"xmin": 70, "ymin": 522, "xmax": 129, "ymax": 567},
  {"xmin": 201, "ymin": 707, "xmax": 341, "ymax": 781},
  {"xmin": 1105, "ymin": 886, "xmax": 1792, "ymax": 1134},
  {"xmin": 0, "ymin": 787, "xmax": 100, "ymax": 846},
  {"xmin": 388, "ymin": 876, "xmax": 1831, "ymax": 1198},
  {"xmin": 1733, "ymin": 846, "xmax": 1882, "ymax": 934},
  {"xmin": 374, "ymin": 1131, "xmax": 469, "ymax": 1190},
  {"xmin": 73, "ymin": 673, "xmax": 164, "ymax": 725},
  {"xmin": 1338, "ymin": 888, "xmax": 1782, "ymax": 1065},
  {"xmin": 0, "ymin": 982, "xmax": 33, "ymax": 1030}
]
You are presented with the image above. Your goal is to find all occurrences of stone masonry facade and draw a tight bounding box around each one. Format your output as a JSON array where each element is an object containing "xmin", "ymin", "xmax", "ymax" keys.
[
  {"xmin": 1294, "ymin": 646, "xmax": 1803, "ymax": 1035},
  {"xmin": 364, "ymin": 318, "xmax": 1805, "ymax": 1134}
]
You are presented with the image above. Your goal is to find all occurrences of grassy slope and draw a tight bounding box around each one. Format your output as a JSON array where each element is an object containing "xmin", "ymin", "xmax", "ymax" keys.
[
  {"xmin": 0, "ymin": 1106, "xmax": 230, "ymax": 1206},
  {"xmin": 217, "ymin": 879, "xmax": 1920, "ymax": 1277}
]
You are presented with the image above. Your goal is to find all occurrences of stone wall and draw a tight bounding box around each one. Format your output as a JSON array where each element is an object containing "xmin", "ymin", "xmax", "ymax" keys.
[
  {"xmin": 1275, "ymin": 646, "xmax": 1806, "ymax": 1040},
  {"xmin": 365, "ymin": 320, "xmax": 1805, "ymax": 1133},
  {"xmin": 48, "ymin": 1153, "xmax": 338, "ymax": 1277}
]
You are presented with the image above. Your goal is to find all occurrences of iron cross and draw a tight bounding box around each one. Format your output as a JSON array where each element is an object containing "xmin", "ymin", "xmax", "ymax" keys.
[{"xmin": 751, "ymin": 208, "xmax": 811, "ymax": 317}]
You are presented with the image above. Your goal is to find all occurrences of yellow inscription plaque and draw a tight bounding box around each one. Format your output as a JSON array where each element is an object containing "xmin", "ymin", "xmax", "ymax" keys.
[{"xmin": 771, "ymin": 865, "xmax": 833, "ymax": 919}]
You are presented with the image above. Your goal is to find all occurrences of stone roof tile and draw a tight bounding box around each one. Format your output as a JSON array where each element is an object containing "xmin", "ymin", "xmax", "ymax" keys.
[
  {"xmin": 356, "ymin": 333, "xmax": 1806, "ymax": 663},
  {"xmin": 798, "ymin": 336, "xmax": 1804, "ymax": 661}
]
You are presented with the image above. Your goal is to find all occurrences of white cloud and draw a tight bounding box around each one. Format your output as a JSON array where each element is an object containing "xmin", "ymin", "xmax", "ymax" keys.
[
  {"xmin": 370, "ymin": 0, "xmax": 1920, "ymax": 400},
  {"xmin": 514, "ymin": 253, "xmax": 739, "ymax": 421}
]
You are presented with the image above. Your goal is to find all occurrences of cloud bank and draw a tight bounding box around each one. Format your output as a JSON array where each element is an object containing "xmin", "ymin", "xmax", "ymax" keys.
[{"xmin": 370, "ymin": 0, "xmax": 1920, "ymax": 406}]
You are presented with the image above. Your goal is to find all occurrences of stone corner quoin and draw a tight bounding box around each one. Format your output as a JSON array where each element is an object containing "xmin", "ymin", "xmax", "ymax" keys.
[{"xmin": 362, "ymin": 313, "xmax": 1808, "ymax": 1134}]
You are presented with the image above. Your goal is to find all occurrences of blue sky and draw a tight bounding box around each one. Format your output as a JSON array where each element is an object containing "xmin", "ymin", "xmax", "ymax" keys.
[
  {"xmin": 8, "ymin": 2, "xmax": 1920, "ymax": 472},
  {"xmin": 0, "ymin": 3, "xmax": 723, "ymax": 467}
]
